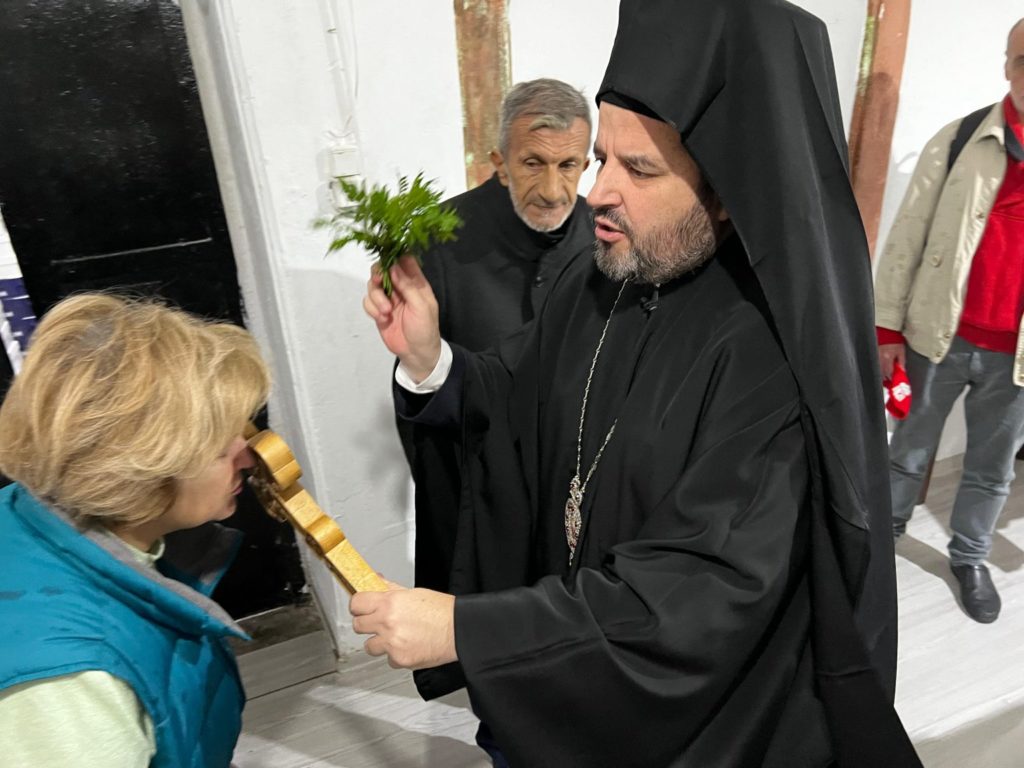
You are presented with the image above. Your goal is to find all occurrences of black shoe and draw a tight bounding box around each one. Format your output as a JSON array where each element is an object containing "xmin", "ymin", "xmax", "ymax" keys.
[{"xmin": 950, "ymin": 563, "xmax": 1001, "ymax": 624}]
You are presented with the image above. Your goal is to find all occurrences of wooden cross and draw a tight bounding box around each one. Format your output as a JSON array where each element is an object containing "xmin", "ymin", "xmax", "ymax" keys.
[{"xmin": 246, "ymin": 426, "xmax": 387, "ymax": 595}]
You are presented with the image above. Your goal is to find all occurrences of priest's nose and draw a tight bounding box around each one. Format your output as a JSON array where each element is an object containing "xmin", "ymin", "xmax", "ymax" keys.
[{"xmin": 587, "ymin": 165, "xmax": 621, "ymax": 210}]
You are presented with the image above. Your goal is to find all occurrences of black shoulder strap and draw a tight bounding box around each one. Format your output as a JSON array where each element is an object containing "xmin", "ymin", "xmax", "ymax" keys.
[{"xmin": 947, "ymin": 104, "xmax": 997, "ymax": 172}]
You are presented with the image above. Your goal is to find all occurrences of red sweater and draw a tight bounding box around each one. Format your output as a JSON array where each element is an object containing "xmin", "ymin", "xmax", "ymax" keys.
[{"xmin": 878, "ymin": 96, "xmax": 1024, "ymax": 353}]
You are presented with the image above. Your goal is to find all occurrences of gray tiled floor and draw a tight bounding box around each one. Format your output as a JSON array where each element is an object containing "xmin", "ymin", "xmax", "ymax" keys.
[
  {"xmin": 893, "ymin": 458, "xmax": 1024, "ymax": 768},
  {"xmin": 234, "ymin": 636, "xmax": 486, "ymax": 767}
]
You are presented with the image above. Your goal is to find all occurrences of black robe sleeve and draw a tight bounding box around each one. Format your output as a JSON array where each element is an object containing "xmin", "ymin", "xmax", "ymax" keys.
[{"xmin": 397, "ymin": 324, "xmax": 543, "ymax": 700}]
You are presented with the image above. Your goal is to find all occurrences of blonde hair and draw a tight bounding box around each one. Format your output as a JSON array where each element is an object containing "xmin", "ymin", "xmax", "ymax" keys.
[{"xmin": 0, "ymin": 293, "xmax": 270, "ymax": 526}]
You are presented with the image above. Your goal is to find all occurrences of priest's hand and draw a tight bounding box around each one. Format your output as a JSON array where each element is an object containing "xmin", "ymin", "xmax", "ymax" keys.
[
  {"xmin": 363, "ymin": 255, "xmax": 442, "ymax": 383},
  {"xmin": 349, "ymin": 582, "xmax": 458, "ymax": 670}
]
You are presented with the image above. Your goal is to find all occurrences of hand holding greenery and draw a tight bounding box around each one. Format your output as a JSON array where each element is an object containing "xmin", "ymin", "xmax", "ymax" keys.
[{"xmin": 318, "ymin": 173, "xmax": 462, "ymax": 296}]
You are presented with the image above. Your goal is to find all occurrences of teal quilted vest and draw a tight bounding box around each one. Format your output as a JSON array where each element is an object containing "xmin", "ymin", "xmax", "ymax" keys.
[{"xmin": 0, "ymin": 483, "xmax": 247, "ymax": 767}]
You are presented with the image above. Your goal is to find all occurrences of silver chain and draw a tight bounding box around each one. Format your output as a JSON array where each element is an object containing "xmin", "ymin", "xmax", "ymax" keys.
[{"xmin": 565, "ymin": 280, "xmax": 629, "ymax": 563}]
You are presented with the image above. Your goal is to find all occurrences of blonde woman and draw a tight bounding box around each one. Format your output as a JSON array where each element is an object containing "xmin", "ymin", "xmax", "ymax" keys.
[{"xmin": 0, "ymin": 294, "xmax": 270, "ymax": 768}]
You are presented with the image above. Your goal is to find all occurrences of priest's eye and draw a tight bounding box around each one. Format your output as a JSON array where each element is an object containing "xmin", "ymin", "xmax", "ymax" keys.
[{"xmin": 627, "ymin": 165, "xmax": 650, "ymax": 179}]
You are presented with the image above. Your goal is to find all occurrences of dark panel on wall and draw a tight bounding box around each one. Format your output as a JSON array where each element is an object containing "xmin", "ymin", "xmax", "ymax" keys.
[
  {"xmin": 0, "ymin": 339, "xmax": 10, "ymax": 489},
  {"xmin": 0, "ymin": 0, "xmax": 238, "ymax": 320},
  {"xmin": 0, "ymin": 338, "xmax": 12, "ymax": 398},
  {"xmin": 0, "ymin": 0, "xmax": 306, "ymax": 619}
]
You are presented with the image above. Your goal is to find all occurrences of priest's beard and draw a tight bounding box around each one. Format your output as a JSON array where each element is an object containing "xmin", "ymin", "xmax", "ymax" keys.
[{"xmin": 593, "ymin": 197, "xmax": 718, "ymax": 285}]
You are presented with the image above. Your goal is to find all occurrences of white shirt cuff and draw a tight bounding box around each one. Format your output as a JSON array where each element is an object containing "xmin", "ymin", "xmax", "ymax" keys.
[{"xmin": 395, "ymin": 341, "xmax": 453, "ymax": 393}]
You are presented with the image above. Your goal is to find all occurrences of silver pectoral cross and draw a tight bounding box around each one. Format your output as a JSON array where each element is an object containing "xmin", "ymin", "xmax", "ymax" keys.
[{"xmin": 564, "ymin": 473, "xmax": 583, "ymax": 562}]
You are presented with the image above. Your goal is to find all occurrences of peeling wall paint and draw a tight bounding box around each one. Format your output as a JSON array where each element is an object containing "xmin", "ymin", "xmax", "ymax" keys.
[
  {"xmin": 858, "ymin": 15, "xmax": 878, "ymax": 97},
  {"xmin": 849, "ymin": 0, "xmax": 912, "ymax": 258},
  {"xmin": 454, "ymin": 0, "xmax": 511, "ymax": 189}
]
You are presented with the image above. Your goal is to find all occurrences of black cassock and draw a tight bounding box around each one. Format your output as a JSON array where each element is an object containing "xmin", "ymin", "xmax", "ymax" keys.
[
  {"xmin": 404, "ymin": 176, "xmax": 592, "ymax": 582},
  {"xmin": 403, "ymin": 238, "xmax": 830, "ymax": 766},
  {"xmin": 406, "ymin": 174, "xmax": 593, "ymax": 700},
  {"xmin": 408, "ymin": 174, "xmax": 593, "ymax": 585},
  {"xmin": 423, "ymin": 174, "xmax": 592, "ymax": 355}
]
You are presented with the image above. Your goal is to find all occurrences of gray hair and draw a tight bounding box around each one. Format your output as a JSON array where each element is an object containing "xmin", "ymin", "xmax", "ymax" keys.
[{"xmin": 497, "ymin": 78, "xmax": 591, "ymax": 156}]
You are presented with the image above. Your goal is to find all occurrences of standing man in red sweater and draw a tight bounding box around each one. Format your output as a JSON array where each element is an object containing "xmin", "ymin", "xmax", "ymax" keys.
[{"xmin": 875, "ymin": 18, "xmax": 1024, "ymax": 624}]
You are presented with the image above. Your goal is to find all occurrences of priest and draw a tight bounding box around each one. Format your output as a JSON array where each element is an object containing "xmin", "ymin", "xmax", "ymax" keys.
[{"xmin": 353, "ymin": 1, "xmax": 921, "ymax": 765}]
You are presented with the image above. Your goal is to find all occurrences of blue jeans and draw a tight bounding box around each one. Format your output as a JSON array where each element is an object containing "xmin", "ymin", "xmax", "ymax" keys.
[{"xmin": 889, "ymin": 337, "xmax": 1024, "ymax": 565}]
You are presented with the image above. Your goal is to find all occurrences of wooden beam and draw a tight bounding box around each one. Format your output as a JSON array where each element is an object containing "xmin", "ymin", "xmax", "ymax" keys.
[
  {"xmin": 848, "ymin": 0, "xmax": 912, "ymax": 259},
  {"xmin": 453, "ymin": 0, "xmax": 511, "ymax": 189}
]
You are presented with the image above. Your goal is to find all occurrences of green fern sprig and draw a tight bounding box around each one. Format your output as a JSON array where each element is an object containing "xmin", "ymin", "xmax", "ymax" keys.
[{"xmin": 317, "ymin": 173, "xmax": 462, "ymax": 295}]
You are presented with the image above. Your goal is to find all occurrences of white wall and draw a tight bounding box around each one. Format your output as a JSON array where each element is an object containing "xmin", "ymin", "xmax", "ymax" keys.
[
  {"xmin": 507, "ymin": 0, "xmax": 617, "ymax": 195},
  {"xmin": 181, "ymin": 0, "xmax": 447, "ymax": 648},
  {"xmin": 347, "ymin": 2, "xmax": 466, "ymax": 205},
  {"xmin": 0, "ymin": 212, "xmax": 25, "ymax": 371},
  {"xmin": 182, "ymin": 0, "xmax": 869, "ymax": 651},
  {"xmin": 0, "ymin": 211, "xmax": 19, "ymax": 280},
  {"xmin": 878, "ymin": 3, "xmax": 1022, "ymax": 459}
]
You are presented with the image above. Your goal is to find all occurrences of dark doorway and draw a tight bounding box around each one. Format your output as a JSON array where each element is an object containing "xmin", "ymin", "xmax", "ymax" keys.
[
  {"xmin": 0, "ymin": 332, "xmax": 11, "ymax": 410},
  {"xmin": 0, "ymin": 0, "xmax": 305, "ymax": 618},
  {"xmin": 0, "ymin": 340, "xmax": 10, "ymax": 490}
]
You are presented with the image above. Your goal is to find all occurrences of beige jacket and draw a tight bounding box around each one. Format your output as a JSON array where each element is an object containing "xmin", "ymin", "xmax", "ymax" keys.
[{"xmin": 874, "ymin": 102, "xmax": 1024, "ymax": 384}]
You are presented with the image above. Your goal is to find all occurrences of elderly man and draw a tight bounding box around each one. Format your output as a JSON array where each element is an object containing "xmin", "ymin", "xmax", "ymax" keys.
[
  {"xmin": 403, "ymin": 79, "xmax": 593, "ymax": 703},
  {"xmin": 359, "ymin": 1, "xmax": 920, "ymax": 765},
  {"xmin": 876, "ymin": 18, "xmax": 1024, "ymax": 624}
]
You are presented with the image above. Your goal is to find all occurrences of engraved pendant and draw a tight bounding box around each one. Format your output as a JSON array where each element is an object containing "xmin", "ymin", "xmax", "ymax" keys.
[{"xmin": 564, "ymin": 473, "xmax": 583, "ymax": 561}]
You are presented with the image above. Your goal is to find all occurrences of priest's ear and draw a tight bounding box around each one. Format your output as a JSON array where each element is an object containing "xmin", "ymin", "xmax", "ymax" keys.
[
  {"xmin": 710, "ymin": 196, "xmax": 732, "ymax": 241},
  {"xmin": 489, "ymin": 149, "xmax": 510, "ymax": 186},
  {"xmin": 703, "ymin": 185, "xmax": 730, "ymax": 224}
]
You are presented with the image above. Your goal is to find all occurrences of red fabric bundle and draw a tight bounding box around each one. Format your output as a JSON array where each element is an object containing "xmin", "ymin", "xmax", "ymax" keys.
[{"xmin": 884, "ymin": 360, "xmax": 912, "ymax": 420}]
